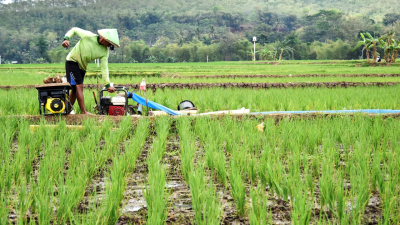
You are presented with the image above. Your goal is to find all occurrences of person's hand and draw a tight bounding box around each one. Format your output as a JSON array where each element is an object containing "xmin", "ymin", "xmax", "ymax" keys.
[
  {"xmin": 107, "ymin": 87, "xmax": 115, "ymax": 93},
  {"xmin": 62, "ymin": 40, "xmax": 70, "ymax": 48}
]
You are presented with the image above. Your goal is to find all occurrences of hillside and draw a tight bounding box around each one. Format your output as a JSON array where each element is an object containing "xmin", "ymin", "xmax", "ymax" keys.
[{"xmin": 0, "ymin": 0, "xmax": 399, "ymax": 63}]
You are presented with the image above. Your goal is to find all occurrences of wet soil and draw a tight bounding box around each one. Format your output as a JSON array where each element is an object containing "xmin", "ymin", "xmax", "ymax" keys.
[
  {"xmin": 2, "ymin": 81, "xmax": 400, "ymax": 90},
  {"xmin": 162, "ymin": 74, "xmax": 400, "ymax": 79}
]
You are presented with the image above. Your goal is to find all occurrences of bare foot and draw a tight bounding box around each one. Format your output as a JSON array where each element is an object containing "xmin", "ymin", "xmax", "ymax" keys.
[{"xmin": 81, "ymin": 111, "xmax": 95, "ymax": 115}]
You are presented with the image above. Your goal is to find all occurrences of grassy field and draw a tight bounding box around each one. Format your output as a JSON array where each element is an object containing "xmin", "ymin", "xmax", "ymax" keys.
[
  {"xmin": 1, "ymin": 60, "xmax": 400, "ymax": 86},
  {"xmin": 1, "ymin": 86, "xmax": 400, "ymax": 115},
  {"xmin": 1, "ymin": 61, "xmax": 400, "ymax": 224},
  {"xmin": 1, "ymin": 115, "xmax": 399, "ymax": 224}
]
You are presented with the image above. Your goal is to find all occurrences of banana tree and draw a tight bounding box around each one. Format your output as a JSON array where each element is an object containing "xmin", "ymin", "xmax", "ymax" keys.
[
  {"xmin": 364, "ymin": 32, "xmax": 383, "ymax": 64},
  {"xmin": 260, "ymin": 45, "xmax": 273, "ymax": 60},
  {"xmin": 248, "ymin": 48, "xmax": 258, "ymax": 61},
  {"xmin": 352, "ymin": 33, "xmax": 371, "ymax": 63},
  {"xmin": 378, "ymin": 31, "xmax": 395, "ymax": 63},
  {"xmin": 392, "ymin": 40, "xmax": 400, "ymax": 62}
]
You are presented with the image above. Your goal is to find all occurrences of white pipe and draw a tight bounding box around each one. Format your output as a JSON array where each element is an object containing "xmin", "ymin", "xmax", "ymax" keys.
[{"xmin": 253, "ymin": 41, "xmax": 256, "ymax": 61}]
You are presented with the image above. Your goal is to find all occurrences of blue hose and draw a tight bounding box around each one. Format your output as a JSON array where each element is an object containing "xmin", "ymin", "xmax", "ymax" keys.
[
  {"xmin": 251, "ymin": 109, "xmax": 400, "ymax": 115},
  {"xmin": 127, "ymin": 92, "xmax": 400, "ymax": 116},
  {"xmin": 129, "ymin": 92, "xmax": 181, "ymax": 116}
]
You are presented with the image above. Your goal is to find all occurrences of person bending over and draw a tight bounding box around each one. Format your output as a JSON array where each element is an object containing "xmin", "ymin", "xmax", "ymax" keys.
[{"xmin": 62, "ymin": 27, "xmax": 119, "ymax": 114}]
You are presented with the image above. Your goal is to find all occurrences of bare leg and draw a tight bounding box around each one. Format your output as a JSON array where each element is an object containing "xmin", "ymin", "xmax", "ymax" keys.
[
  {"xmin": 75, "ymin": 84, "xmax": 91, "ymax": 114},
  {"xmin": 70, "ymin": 88, "xmax": 77, "ymax": 106}
]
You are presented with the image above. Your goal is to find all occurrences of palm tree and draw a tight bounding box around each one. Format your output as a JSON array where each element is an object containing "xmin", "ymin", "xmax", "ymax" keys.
[
  {"xmin": 275, "ymin": 40, "xmax": 293, "ymax": 61},
  {"xmin": 352, "ymin": 33, "xmax": 371, "ymax": 63},
  {"xmin": 195, "ymin": 26, "xmax": 201, "ymax": 39},
  {"xmin": 208, "ymin": 26, "xmax": 215, "ymax": 39},
  {"xmin": 274, "ymin": 19, "xmax": 286, "ymax": 32}
]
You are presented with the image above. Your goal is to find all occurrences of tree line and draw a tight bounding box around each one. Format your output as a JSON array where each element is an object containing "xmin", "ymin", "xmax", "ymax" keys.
[{"xmin": 0, "ymin": 0, "xmax": 399, "ymax": 63}]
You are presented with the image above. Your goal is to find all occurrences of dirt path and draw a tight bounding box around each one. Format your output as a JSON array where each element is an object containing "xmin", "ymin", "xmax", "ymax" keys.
[
  {"xmin": 10, "ymin": 113, "xmax": 400, "ymax": 127},
  {"xmin": 159, "ymin": 74, "xmax": 400, "ymax": 79},
  {"xmin": 2, "ymin": 81, "xmax": 400, "ymax": 90}
]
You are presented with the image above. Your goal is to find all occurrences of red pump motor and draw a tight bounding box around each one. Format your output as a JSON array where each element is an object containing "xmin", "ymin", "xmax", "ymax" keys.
[{"xmin": 108, "ymin": 106, "xmax": 125, "ymax": 116}]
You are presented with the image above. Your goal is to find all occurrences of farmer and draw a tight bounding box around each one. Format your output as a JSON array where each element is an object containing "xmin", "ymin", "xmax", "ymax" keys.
[{"xmin": 61, "ymin": 27, "xmax": 118, "ymax": 114}]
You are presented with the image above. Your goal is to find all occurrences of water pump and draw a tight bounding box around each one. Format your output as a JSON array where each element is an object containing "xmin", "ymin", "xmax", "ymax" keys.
[{"xmin": 98, "ymin": 86, "xmax": 136, "ymax": 116}]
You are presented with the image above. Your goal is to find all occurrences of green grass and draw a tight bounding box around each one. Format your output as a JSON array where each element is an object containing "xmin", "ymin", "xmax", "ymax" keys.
[
  {"xmin": 1, "ymin": 85, "xmax": 400, "ymax": 115},
  {"xmin": 2, "ymin": 115, "xmax": 400, "ymax": 223},
  {"xmin": 1, "ymin": 61, "xmax": 400, "ymax": 85}
]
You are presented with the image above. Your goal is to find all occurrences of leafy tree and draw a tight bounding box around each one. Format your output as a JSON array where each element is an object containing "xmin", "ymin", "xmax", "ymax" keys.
[
  {"xmin": 383, "ymin": 13, "xmax": 400, "ymax": 26},
  {"xmin": 36, "ymin": 34, "xmax": 49, "ymax": 62},
  {"xmin": 211, "ymin": 5, "xmax": 223, "ymax": 15},
  {"xmin": 315, "ymin": 39, "xmax": 351, "ymax": 60},
  {"xmin": 285, "ymin": 31, "xmax": 302, "ymax": 59},
  {"xmin": 130, "ymin": 40, "xmax": 150, "ymax": 63}
]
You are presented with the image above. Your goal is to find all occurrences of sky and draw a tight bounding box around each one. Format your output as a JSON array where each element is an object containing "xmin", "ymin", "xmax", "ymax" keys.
[{"xmin": 2, "ymin": 0, "xmax": 12, "ymax": 4}]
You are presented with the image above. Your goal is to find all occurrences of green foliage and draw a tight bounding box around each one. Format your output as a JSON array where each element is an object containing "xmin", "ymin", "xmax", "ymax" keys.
[
  {"xmin": 1, "ymin": 0, "xmax": 398, "ymax": 62},
  {"xmin": 314, "ymin": 39, "xmax": 351, "ymax": 60}
]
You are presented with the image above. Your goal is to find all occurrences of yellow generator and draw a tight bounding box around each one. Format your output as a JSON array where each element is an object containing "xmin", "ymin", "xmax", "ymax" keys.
[{"xmin": 35, "ymin": 83, "xmax": 72, "ymax": 115}]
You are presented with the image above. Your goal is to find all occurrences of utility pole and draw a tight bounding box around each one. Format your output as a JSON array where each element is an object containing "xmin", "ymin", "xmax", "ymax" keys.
[
  {"xmin": 0, "ymin": 55, "xmax": 1, "ymax": 65},
  {"xmin": 253, "ymin": 36, "xmax": 257, "ymax": 61}
]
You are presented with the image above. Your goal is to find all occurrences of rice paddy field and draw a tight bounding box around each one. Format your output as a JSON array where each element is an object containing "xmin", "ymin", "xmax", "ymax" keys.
[{"xmin": 1, "ymin": 60, "xmax": 400, "ymax": 224}]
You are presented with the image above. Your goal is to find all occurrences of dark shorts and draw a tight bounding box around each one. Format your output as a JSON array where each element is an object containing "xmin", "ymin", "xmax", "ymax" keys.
[{"xmin": 66, "ymin": 61, "xmax": 86, "ymax": 85}]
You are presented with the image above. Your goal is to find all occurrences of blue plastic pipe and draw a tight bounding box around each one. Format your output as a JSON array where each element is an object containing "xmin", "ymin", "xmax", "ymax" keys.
[
  {"xmin": 129, "ymin": 92, "xmax": 181, "ymax": 116},
  {"xmin": 251, "ymin": 109, "xmax": 400, "ymax": 115},
  {"xmin": 127, "ymin": 92, "xmax": 400, "ymax": 116}
]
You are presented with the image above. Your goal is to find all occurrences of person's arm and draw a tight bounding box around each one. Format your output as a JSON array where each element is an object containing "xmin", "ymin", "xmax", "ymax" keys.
[
  {"xmin": 62, "ymin": 27, "xmax": 95, "ymax": 47},
  {"xmin": 100, "ymin": 52, "xmax": 115, "ymax": 93},
  {"xmin": 64, "ymin": 27, "xmax": 94, "ymax": 41}
]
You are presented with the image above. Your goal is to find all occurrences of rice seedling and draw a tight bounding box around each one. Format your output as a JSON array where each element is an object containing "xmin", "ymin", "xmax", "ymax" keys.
[
  {"xmin": 55, "ymin": 118, "xmax": 129, "ymax": 223},
  {"xmin": 214, "ymin": 148, "xmax": 228, "ymax": 188},
  {"xmin": 266, "ymin": 158, "xmax": 290, "ymax": 201},
  {"xmin": 15, "ymin": 177, "xmax": 33, "ymax": 224},
  {"xmin": 144, "ymin": 146, "xmax": 169, "ymax": 225},
  {"xmin": 335, "ymin": 172, "xmax": 351, "ymax": 224},
  {"xmin": 99, "ymin": 152, "xmax": 127, "ymax": 224},
  {"xmin": 249, "ymin": 185, "xmax": 271, "ymax": 225},
  {"xmin": 0, "ymin": 191, "xmax": 9, "ymax": 225},
  {"xmin": 177, "ymin": 118, "xmax": 196, "ymax": 184},
  {"xmin": 290, "ymin": 181, "xmax": 312, "ymax": 225},
  {"xmin": 349, "ymin": 152, "xmax": 371, "ymax": 224},
  {"xmin": 189, "ymin": 163, "xmax": 222, "ymax": 225},
  {"xmin": 92, "ymin": 118, "xmax": 150, "ymax": 224},
  {"xmin": 200, "ymin": 180, "xmax": 223, "ymax": 225},
  {"xmin": 144, "ymin": 117, "xmax": 170, "ymax": 225},
  {"xmin": 229, "ymin": 158, "xmax": 246, "ymax": 217},
  {"xmin": 319, "ymin": 149, "xmax": 338, "ymax": 212}
]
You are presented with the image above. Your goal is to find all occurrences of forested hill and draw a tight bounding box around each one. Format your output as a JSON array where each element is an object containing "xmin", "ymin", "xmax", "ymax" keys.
[{"xmin": 1, "ymin": 0, "xmax": 399, "ymax": 63}]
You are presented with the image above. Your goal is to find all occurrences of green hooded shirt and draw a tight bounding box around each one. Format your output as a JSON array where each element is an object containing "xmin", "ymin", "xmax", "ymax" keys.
[{"xmin": 64, "ymin": 27, "xmax": 110, "ymax": 86}]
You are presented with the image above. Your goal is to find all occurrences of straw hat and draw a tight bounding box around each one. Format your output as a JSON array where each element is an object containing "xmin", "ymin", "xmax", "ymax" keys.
[{"xmin": 98, "ymin": 29, "xmax": 120, "ymax": 48}]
